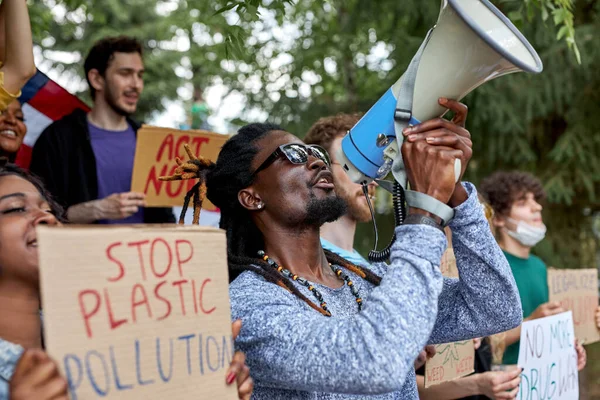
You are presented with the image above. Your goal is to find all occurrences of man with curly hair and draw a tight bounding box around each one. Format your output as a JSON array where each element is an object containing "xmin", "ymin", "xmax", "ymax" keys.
[
  {"xmin": 304, "ymin": 113, "xmax": 376, "ymax": 266},
  {"xmin": 480, "ymin": 171, "xmax": 594, "ymax": 368}
]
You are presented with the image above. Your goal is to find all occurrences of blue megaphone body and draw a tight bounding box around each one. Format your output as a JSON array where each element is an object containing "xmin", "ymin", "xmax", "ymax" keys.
[
  {"xmin": 339, "ymin": 82, "xmax": 420, "ymax": 184},
  {"xmin": 338, "ymin": 0, "xmax": 543, "ymax": 186}
]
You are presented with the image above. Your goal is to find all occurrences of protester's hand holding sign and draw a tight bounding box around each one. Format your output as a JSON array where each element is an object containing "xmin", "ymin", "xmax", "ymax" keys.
[
  {"xmin": 9, "ymin": 349, "xmax": 68, "ymax": 400},
  {"xmin": 94, "ymin": 191, "xmax": 147, "ymax": 219},
  {"xmin": 402, "ymin": 98, "xmax": 472, "ymax": 208},
  {"xmin": 229, "ymin": 320, "xmax": 254, "ymax": 400},
  {"xmin": 476, "ymin": 368, "xmax": 521, "ymax": 400},
  {"xmin": 473, "ymin": 339, "xmax": 522, "ymax": 400},
  {"xmin": 0, "ymin": 0, "xmax": 36, "ymax": 109},
  {"xmin": 526, "ymin": 301, "xmax": 564, "ymax": 321},
  {"xmin": 575, "ymin": 339, "xmax": 587, "ymax": 371},
  {"xmin": 414, "ymin": 345, "xmax": 437, "ymax": 370},
  {"xmin": 66, "ymin": 191, "xmax": 146, "ymax": 222}
]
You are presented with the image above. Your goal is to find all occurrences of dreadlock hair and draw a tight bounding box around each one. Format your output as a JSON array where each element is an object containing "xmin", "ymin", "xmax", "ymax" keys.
[
  {"xmin": 0, "ymin": 160, "xmax": 66, "ymax": 222},
  {"xmin": 160, "ymin": 123, "xmax": 381, "ymax": 317}
]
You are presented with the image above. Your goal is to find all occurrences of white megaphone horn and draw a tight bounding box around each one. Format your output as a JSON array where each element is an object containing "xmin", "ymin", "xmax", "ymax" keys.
[{"xmin": 338, "ymin": 0, "xmax": 543, "ymax": 190}]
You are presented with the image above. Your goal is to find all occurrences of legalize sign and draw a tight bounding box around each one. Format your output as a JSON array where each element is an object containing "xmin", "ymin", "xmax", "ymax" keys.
[{"xmin": 548, "ymin": 268, "xmax": 600, "ymax": 344}]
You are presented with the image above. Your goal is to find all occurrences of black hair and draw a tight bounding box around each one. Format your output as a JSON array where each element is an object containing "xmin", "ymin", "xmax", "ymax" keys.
[
  {"xmin": 0, "ymin": 162, "xmax": 66, "ymax": 222},
  {"xmin": 84, "ymin": 36, "xmax": 143, "ymax": 100},
  {"xmin": 161, "ymin": 123, "xmax": 382, "ymax": 316}
]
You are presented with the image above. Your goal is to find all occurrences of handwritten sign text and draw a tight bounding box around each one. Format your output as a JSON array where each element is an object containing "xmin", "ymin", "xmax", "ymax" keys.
[{"xmin": 38, "ymin": 225, "xmax": 236, "ymax": 400}]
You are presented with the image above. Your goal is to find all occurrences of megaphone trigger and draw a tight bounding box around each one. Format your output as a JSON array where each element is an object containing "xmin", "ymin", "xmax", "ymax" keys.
[
  {"xmin": 454, "ymin": 158, "xmax": 461, "ymax": 183},
  {"xmin": 374, "ymin": 179, "xmax": 395, "ymax": 194}
]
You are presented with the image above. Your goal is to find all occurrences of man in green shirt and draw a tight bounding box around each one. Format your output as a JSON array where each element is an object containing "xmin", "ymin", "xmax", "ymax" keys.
[{"xmin": 480, "ymin": 171, "xmax": 592, "ymax": 367}]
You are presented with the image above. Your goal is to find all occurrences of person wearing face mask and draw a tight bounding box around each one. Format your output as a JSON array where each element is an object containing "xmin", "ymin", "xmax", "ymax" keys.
[{"xmin": 479, "ymin": 171, "xmax": 591, "ymax": 368}]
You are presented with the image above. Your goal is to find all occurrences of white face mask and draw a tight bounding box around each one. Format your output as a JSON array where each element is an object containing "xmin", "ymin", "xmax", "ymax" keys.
[{"xmin": 506, "ymin": 218, "xmax": 547, "ymax": 247}]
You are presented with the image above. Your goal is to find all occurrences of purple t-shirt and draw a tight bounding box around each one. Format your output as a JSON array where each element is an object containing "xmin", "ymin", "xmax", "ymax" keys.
[{"xmin": 88, "ymin": 122, "xmax": 144, "ymax": 224}]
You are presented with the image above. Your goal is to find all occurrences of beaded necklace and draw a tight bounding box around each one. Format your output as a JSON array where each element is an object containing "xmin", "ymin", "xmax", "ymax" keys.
[{"xmin": 257, "ymin": 250, "xmax": 363, "ymax": 316}]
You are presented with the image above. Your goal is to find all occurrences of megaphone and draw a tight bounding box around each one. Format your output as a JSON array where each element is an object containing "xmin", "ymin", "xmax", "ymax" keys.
[{"xmin": 338, "ymin": 0, "xmax": 543, "ymax": 186}]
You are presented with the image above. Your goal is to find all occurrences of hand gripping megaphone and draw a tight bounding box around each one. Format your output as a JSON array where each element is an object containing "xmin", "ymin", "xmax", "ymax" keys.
[
  {"xmin": 337, "ymin": 0, "xmax": 543, "ymax": 261},
  {"xmin": 338, "ymin": 0, "xmax": 543, "ymax": 190}
]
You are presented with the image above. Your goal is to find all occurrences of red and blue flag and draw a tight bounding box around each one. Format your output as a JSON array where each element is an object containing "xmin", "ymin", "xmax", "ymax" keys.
[{"xmin": 15, "ymin": 70, "xmax": 90, "ymax": 168}]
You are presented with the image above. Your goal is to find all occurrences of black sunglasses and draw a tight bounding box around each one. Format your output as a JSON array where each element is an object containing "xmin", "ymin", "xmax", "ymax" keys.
[{"xmin": 253, "ymin": 143, "xmax": 331, "ymax": 176}]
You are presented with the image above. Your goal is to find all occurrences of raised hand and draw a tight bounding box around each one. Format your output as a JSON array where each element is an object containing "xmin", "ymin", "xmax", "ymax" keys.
[{"xmin": 402, "ymin": 98, "xmax": 472, "ymax": 207}]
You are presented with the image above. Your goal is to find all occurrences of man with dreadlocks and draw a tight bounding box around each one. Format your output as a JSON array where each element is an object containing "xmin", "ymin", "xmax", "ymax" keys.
[{"xmin": 161, "ymin": 99, "xmax": 522, "ymax": 399}]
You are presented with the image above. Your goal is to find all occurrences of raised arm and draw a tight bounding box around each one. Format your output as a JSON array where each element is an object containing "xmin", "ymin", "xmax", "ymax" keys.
[
  {"xmin": 233, "ymin": 99, "xmax": 465, "ymax": 394},
  {"xmin": 0, "ymin": 0, "xmax": 36, "ymax": 95},
  {"xmin": 428, "ymin": 183, "xmax": 522, "ymax": 344},
  {"xmin": 231, "ymin": 224, "xmax": 446, "ymax": 395}
]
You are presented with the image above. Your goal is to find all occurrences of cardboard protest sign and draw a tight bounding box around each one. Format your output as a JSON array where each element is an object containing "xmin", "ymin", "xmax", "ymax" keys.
[
  {"xmin": 439, "ymin": 227, "xmax": 458, "ymax": 278},
  {"xmin": 38, "ymin": 225, "xmax": 236, "ymax": 400},
  {"xmin": 424, "ymin": 229, "xmax": 475, "ymax": 387},
  {"xmin": 548, "ymin": 268, "xmax": 600, "ymax": 345},
  {"xmin": 517, "ymin": 311, "xmax": 578, "ymax": 400},
  {"xmin": 424, "ymin": 340, "xmax": 475, "ymax": 388},
  {"xmin": 131, "ymin": 126, "xmax": 229, "ymax": 208}
]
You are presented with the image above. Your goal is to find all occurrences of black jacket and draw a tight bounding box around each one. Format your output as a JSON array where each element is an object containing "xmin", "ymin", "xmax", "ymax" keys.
[{"xmin": 30, "ymin": 108, "xmax": 175, "ymax": 223}]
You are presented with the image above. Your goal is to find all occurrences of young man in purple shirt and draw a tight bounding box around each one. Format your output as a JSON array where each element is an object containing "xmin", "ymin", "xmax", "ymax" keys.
[{"xmin": 30, "ymin": 36, "xmax": 174, "ymax": 224}]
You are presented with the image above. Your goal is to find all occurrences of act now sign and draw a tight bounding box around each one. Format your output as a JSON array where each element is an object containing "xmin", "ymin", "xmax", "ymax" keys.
[{"xmin": 131, "ymin": 126, "xmax": 229, "ymax": 209}]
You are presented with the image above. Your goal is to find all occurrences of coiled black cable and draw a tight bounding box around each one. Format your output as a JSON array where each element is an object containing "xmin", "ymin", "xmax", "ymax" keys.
[{"xmin": 367, "ymin": 181, "xmax": 406, "ymax": 263}]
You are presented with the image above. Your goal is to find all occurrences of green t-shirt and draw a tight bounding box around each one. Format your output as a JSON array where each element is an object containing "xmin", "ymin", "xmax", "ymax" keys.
[{"xmin": 502, "ymin": 251, "xmax": 549, "ymax": 364}]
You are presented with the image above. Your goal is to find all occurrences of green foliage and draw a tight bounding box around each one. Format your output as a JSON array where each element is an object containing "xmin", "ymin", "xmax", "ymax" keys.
[
  {"xmin": 219, "ymin": 0, "xmax": 581, "ymax": 62},
  {"xmin": 33, "ymin": 0, "xmax": 600, "ymax": 271},
  {"xmin": 32, "ymin": 0, "xmax": 240, "ymax": 121},
  {"xmin": 225, "ymin": 0, "xmax": 600, "ymax": 271},
  {"xmin": 501, "ymin": 0, "xmax": 580, "ymax": 63}
]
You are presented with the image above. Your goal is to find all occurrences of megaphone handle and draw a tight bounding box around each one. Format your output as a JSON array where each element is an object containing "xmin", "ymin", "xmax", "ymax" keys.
[
  {"xmin": 392, "ymin": 28, "xmax": 434, "ymax": 136},
  {"xmin": 391, "ymin": 28, "xmax": 433, "ymax": 187},
  {"xmin": 391, "ymin": 156, "xmax": 455, "ymax": 225},
  {"xmin": 391, "ymin": 150, "xmax": 408, "ymax": 189},
  {"xmin": 404, "ymin": 190, "xmax": 455, "ymax": 226},
  {"xmin": 454, "ymin": 158, "xmax": 461, "ymax": 183}
]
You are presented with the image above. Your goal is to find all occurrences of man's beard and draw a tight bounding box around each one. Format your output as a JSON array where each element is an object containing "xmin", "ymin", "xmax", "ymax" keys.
[
  {"xmin": 336, "ymin": 184, "xmax": 372, "ymax": 223},
  {"xmin": 105, "ymin": 84, "xmax": 134, "ymax": 117},
  {"xmin": 304, "ymin": 192, "xmax": 347, "ymax": 227}
]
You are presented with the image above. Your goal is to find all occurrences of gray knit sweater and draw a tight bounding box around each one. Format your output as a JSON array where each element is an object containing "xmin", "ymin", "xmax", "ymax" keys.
[{"xmin": 229, "ymin": 183, "xmax": 522, "ymax": 399}]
